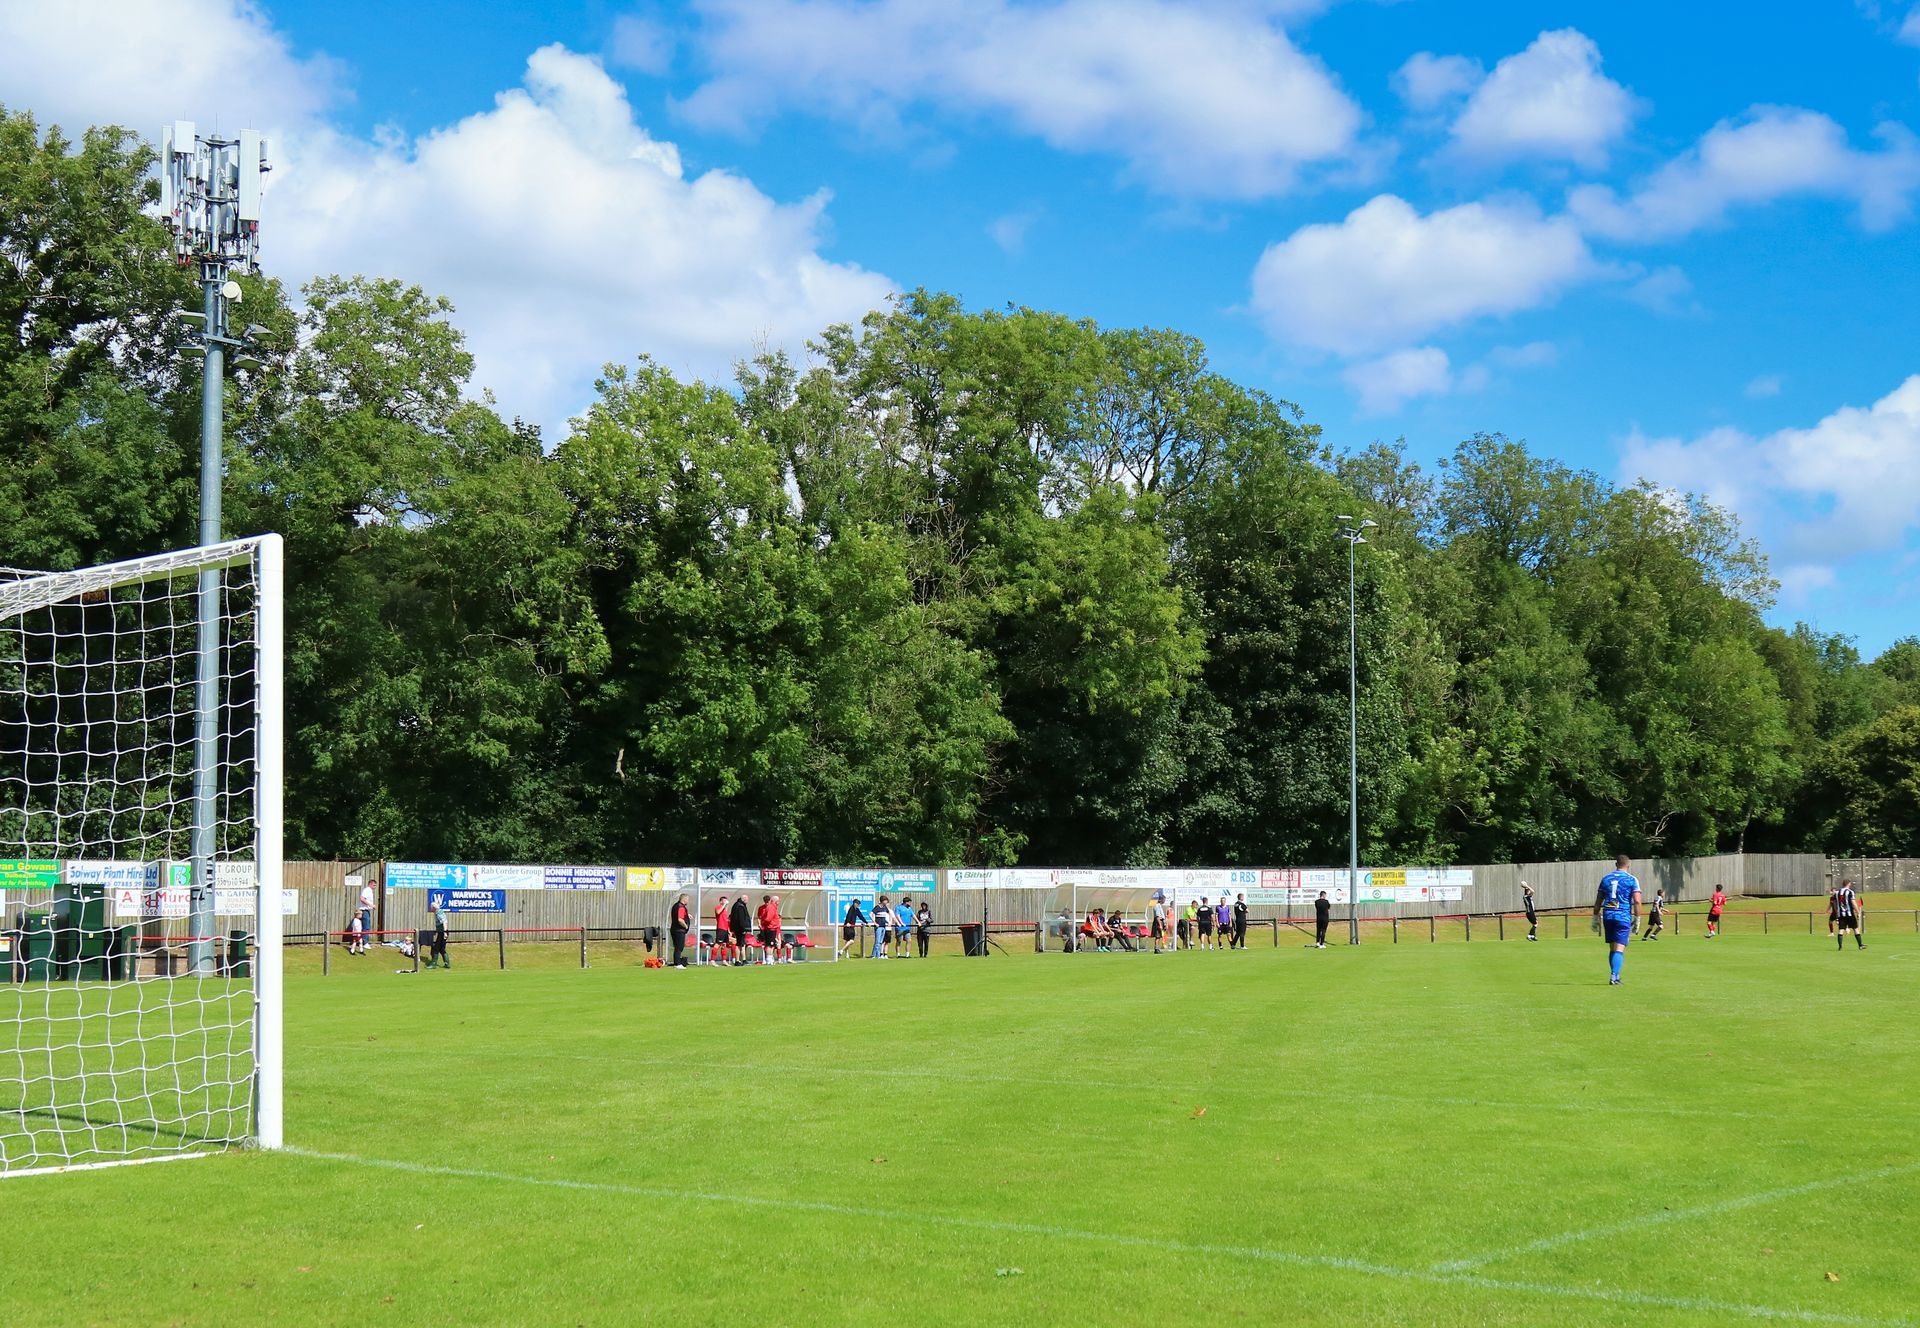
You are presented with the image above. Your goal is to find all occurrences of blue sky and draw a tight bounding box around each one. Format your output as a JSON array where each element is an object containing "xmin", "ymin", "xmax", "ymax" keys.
[{"xmin": 4, "ymin": 0, "xmax": 1919, "ymax": 652}]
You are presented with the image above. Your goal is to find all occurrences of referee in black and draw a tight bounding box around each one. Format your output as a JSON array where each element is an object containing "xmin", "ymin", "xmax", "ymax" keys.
[
  {"xmin": 1313, "ymin": 890, "xmax": 1331, "ymax": 949},
  {"xmin": 1522, "ymin": 881, "xmax": 1539, "ymax": 941}
]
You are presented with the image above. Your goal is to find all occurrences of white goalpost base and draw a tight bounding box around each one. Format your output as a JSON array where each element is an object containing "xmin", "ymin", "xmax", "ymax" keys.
[{"xmin": 1, "ymin": 537, "xmax": 282, "ymax": 1175}]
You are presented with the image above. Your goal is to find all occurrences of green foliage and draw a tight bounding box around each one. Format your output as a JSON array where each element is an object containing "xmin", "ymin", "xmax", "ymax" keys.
[
  {"xmin": 7, "ymin": 108, "xmax": 1908, "ymax": 866},
  {"xmin": 1802, "ymin": 705, "xmax": 1920, "ymax": 855}
]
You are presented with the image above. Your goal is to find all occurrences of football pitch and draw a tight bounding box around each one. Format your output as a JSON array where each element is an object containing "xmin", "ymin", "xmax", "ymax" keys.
[{"xmin": 7, "ymin": 917, "xmax": 1917, "ymax": 1326}]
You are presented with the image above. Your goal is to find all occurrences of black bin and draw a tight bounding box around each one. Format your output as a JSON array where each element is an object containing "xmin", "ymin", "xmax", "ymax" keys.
[{"xmin": 959, "ymin": 923, "xmax": 985, "ymax": 957}]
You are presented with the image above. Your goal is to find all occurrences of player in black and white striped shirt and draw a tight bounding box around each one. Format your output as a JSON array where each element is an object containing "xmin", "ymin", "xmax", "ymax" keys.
[{"xmin": 1833, "ymin": 879, "xmax": 1866, "ymax": 951}]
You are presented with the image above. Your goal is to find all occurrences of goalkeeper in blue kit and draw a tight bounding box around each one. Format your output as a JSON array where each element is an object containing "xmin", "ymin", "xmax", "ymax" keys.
[{"xmin": 1592, "ymin": 854, "xmax": 1640, "ymax": 986}]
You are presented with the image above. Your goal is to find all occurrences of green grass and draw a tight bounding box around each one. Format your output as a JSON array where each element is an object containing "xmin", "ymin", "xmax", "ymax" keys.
[{"xmin": 6, "ymin": 927, "xmax": 1918, "ymax": 1327}]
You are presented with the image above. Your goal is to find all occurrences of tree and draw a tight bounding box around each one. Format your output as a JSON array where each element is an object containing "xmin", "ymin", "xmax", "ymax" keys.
[
  {"xmin": 1805, "ymin": 706, "xmax": 1920, "ymax": 856},
  {"xmin": 0, "ymin": 109, "xmax": 198, "ymax": 570}
]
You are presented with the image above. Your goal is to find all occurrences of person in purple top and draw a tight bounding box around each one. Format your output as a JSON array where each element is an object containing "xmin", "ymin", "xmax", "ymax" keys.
[{"xmin": 1214, "ymin": 899, "xmax": 1231, "ymax": 950}]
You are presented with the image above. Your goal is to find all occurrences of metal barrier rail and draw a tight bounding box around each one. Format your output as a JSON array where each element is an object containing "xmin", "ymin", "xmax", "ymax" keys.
[{"xmin": 282, "ymin": 904, "xmax": 1920, "ymax": 976}]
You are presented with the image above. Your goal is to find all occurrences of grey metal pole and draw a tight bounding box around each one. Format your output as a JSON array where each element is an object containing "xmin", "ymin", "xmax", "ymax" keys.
[
  {"xmin": 1348, "ymin": 533, "xmax": 1360, "ymax": 946},
  {"xmin": 188, "ymin": 270, "xmax": 224, "ymax": 974}
]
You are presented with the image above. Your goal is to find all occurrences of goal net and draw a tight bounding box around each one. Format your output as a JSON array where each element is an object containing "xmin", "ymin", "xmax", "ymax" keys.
[{"xmin": 1, "ymin": 537, "xmax": 282, "ymax": 1175}]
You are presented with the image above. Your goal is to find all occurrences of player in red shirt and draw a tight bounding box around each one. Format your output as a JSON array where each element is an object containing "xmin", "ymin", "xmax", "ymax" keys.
[
  {"xmin": 1706, "ymin": 886, "xmax": 1728, "ymax": 938},
  {"xmin": 756, "ymin": 894, "xmax": 788, "ymax": 964},
  {"xmin": 712, "ymin": 895, "xmax": 732, "ymax": 965}
]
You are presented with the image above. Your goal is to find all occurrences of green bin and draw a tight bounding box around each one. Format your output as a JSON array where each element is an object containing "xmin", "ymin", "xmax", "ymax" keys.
[
  {"xmin": 18, "ymin": 918, "xmax": 56, "ymax": 981},
  {"xmin": 226, "ymin": 930, "xmax": 251, "ymax": 978},
  {"xmin": 109, "ymin": 925, "xmax": 137, "ymax": 981}
]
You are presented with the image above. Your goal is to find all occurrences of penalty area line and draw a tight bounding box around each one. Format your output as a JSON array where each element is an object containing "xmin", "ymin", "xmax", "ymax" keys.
[
  {"xmin": 283, "ymin": 1147, "xmax": 1911, "ymax": 1327},
  {"xmin": 1435, "ymin": 1159, "xmax": 1920, "ymax": 1273}
]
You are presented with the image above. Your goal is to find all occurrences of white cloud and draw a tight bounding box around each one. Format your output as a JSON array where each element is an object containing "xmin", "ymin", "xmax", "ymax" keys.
[
  {"xmin": 1622, "ymin": 376, "xmax": 1920, "ymax": 593},
  {"xmin": 0, "ymin": 0, "xmax": 341, "ymax": 133},
  {"xmin": 1249, "ymin": 194, "xmax": 1598, "ymax": 355},
  {"xmin": 0, "ymin": 0, "xmax": 892, "ymax": 440},
  {"xmin": 676, "ymin": 0, "xmax": 1363, "ymax": 198},
  {"xmin": 1449, "ymin": 29, "xmax": 1641, "ymax": 168},
  {"xmin": 1339, "ymin": 339, "xmax": 1559, "ymax": 413},
  {"xmin": 1745, "ymin": 374, "xmax": 1784, "ymax": 399},
  {"xmin": 608, "ymin": 13, "xmax": 675, "ymax": 75},
  {"xmin": 1343, "ymin": 346, "xmax": 1452, "ymax": 414},
  {"xmin": 1393, "ymin": 52, "xmax": 1481, "ymax": 111},
  {"xmin": 1570, "ymin": 106, "xmax": 1920, "ymax": 241},
  {"xmin": 1488, "ymin": 340, "xmax": 1559, "ymax": 370},
  {"xmin": 987, "ymin": 208, "xmax": 1041, "ymax": 255},
  {"xmin": 1622, "ymin": 264, "xmax": 1697, "ymax": 314},
  {"xmin": 274, "ymin": 46, "xmax": 892, "ymax": 433},
  {"xmin": 1900, "ymin": 8, "xmax": 1920, "ymax": 45}
]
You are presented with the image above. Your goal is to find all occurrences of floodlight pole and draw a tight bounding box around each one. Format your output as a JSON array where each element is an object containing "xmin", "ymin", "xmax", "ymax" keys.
[
  {"xmin": 1335, "ymin": 517, "xmax": 1376, "ymax": 946},
  {"xmin": 188, "ymin": 265, "xmax": 225, "ymax": 974},
  {"xmin": 162, "ymin": 124, "xmax": 269, "ymax": 973}
]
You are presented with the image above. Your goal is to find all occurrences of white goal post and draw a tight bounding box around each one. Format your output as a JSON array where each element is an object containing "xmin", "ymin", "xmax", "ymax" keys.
[{"xmin": 1, "ymin": 536, "xmax": 282, "ymax": 1175}]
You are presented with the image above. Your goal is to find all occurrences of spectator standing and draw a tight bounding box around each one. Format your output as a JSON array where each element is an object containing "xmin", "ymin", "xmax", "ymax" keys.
[
  {"xmin": 1313, "ymin": 890, "xmax": 1331, "ymax": 949},
  {"xmin": 1179, "ymin": 900, "xmax": 1195, "ymax": 950},
  {"xmin": 668, "ymin": 892, "xmax": 692, "ymax": 968},
  {"xmin": 729, "ymin": 894, "xmax": 752, "ymax": 966},
  {"xmin": 895, "ymin": 897, "xmax": 917, "ymax": 959},
  {"xmin": 1150, "ymin": 892, "xmax": 1167, "ymax": 953},
  {"xmin": 424, "ymin": 899, "xmax": 450, "ymax": 970},
  {"xmin": 842, "ymin": 897, "xmax": 867, "ymax": 958},
  {"xmin": 915, "ymin": 899, "xmax": 932, "ymax": 958},
  {"xmin": 357, "ymin": 879, "xmax": 376, "ymax": 952},
  {"xmin": 345, "ymin": 910, "xmax": 364, "ymax": 956},
  {"xmin": 871, "ymin": 895, "xmax": 892, "ymax": 959},
  {"xmin": 1232, "ymin": 893, "xmax": 1249, "ymax": 949}
]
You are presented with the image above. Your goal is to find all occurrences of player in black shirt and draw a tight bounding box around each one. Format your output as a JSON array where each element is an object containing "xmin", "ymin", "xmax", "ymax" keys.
[
  {"xmin": 730, "ymin": 895, "xmax": 753, "ymax": 966},
  {"xmin": 1313, "ymin": 891, "xmax": 1331, "ymax": 949},
  {"xmin": 1641, "ymin": 889, "xmax": 1666, "ymax": 940},
  {"xmin": 1834, "ymin": 879, "xmax": 1865, "ymax": 950},
  {"xmin": 1232, "ymin": 894, "xmax": 1249, "ymax": 949},
  {"xmin": 1521, "ymin": 881, "xmax": 1539, "ymax": 941}
]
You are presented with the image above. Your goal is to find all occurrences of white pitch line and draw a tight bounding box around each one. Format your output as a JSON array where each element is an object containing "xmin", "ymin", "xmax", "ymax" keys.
[
  {"xmin": 282, "ymin": 1147, "xmax": 1912, "ymax": 1328},
  {"xmin": 1435, "ymin": 1159, "xmax": 1920, "ymax": 1273},
  {"xmin": 1, "ymin": 1150, "xmax": 216, "ymax": 1181}
]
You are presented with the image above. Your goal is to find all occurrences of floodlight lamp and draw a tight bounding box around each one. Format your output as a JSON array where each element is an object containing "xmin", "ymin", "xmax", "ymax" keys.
[
  {"xmin": 242, "ymin": 323, "xmax": 269, "ymax": 339},
  {"xmin": 1335, "ymin": 514, "xmax": 1353, "ymax": 524},
  {"xmin": 222, "ymin": 280, "xmax": 243, "ymax": 303},
  {"xmin": 1361, "ymin": 519, "xmax": 1378, "ymax": 529}
]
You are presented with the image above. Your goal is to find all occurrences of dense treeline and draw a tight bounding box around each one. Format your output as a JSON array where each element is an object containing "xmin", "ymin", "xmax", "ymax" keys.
[{"xmin": 8, "ymin": 111, "xmax": 1920, "ymax": 865}]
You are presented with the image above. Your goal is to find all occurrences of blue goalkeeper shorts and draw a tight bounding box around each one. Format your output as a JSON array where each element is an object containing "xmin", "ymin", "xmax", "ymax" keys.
[{"xmin": 1603, "ymin": 917, "xmax": 1633, "ymax": 946}]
